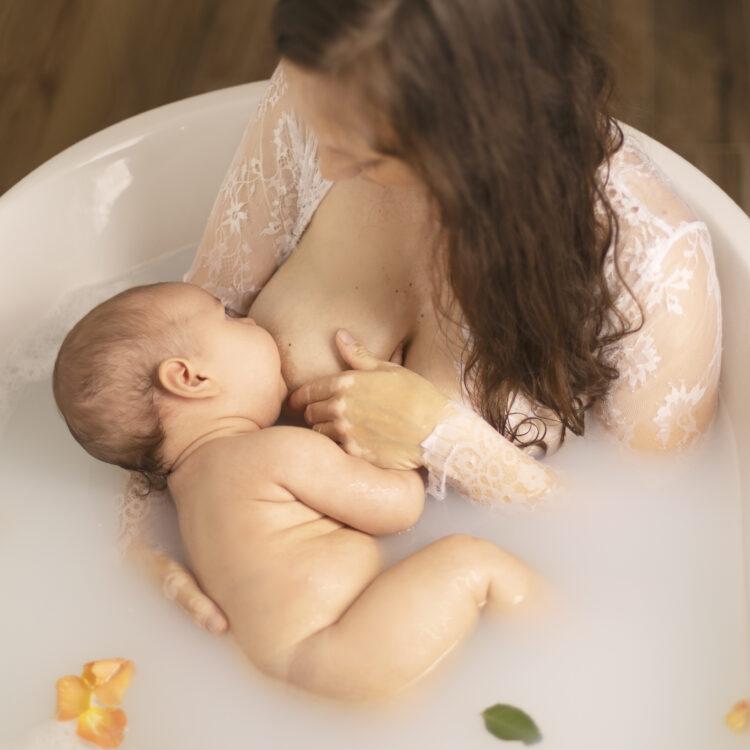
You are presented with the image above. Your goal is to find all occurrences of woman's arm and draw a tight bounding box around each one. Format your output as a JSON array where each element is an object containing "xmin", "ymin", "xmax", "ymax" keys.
[
  {"xmin": 121, "ymin": 61, "xmax": 333, "ymax": 631},
  {"xmin": 183, "ymin": 61, "xmax": 333, "ymax": 313},
  {"xmin": 422, "ymin": 147, "xmax": 721, "ymax": 507},
  {"xmin": 419, "ymin": 399, "xmax": 558, "ymax": 506},
  {"xmin": 594, "ymin": 221, "xmax": 721, "ymax": 450},
  {"xmin": 424, "ymin": 147, "xmax": 722, "ymax": 501},
  {"xmin": 420, "ymin": 203, "xmax": 721, "ymax": 503},
  {"xmin": 592, "ymin": 139, "xmax": 722, "ymax": 450},
  {"xmin": 289, "ymin": 331, "xmax": 560, "ymax": 508}
]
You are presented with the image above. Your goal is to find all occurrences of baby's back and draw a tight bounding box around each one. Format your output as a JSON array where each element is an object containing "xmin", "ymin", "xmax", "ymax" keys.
[{"xmin": 167, "ymin": 427, "xmax": 383, "ymax": 677}]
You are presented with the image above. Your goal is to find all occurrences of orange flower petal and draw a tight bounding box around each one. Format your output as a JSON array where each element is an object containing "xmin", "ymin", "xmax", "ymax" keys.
[
  {"xmin": 82, "ymin": 659, "xmax": 134, "ymax": 705},
  {"xmin": 56, "ymin": 675, "xmax": 91, "ymax": 721},
  {"xmin": 726, "ymin": 699, "xmax": 749, "ymax": 732},
  {"xmin": 77, "ymin": 706, "xmax": 127, "ymax": 749}
]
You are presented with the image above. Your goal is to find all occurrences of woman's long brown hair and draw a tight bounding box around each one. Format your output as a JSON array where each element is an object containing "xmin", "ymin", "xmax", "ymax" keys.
[{"xmin": 273, "ymin": 0, "xmax": 639, "ymax": 452}]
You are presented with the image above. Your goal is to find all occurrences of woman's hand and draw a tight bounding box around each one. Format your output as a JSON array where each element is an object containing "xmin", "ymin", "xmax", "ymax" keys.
[
  {"xmin": 128, "ymin": 544, "xmax": 228, "ymax": 635},
  {"xmin": 287, "ymin": 329, "xmax": 450, "ymax": 470}
]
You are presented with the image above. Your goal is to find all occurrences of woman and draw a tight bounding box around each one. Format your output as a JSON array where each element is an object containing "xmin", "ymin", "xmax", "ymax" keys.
[{"xmin": 121, "ymin": 0, "xmax": 721, "ymax": 635}]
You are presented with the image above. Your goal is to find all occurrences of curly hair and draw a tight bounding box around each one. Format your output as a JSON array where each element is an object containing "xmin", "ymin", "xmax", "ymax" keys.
[{"xmin": 273, "ymin": 0, "xmax": 640, "ymax": 452}]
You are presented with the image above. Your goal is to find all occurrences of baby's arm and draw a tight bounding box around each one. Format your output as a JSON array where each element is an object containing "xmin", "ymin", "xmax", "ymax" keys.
[{"xmin": 267, "ymin": 427, "xmax": 425, "ymax": 535}]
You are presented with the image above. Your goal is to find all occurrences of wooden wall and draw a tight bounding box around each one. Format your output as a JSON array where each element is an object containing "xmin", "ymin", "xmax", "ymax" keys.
[
  {"xmin": 0, "ymin": 0, "xmax": 279, "ymax": 195},
  {"xmin": 596, "ymin": 0, "xmax": 749, "ymax": 210},
  {"xmin": 1, "ymin": 0, "xmax": 748, "ymax": 211}
]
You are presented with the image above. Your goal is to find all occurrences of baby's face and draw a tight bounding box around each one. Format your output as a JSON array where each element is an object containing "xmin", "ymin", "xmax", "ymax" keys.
[{"xmin": 165, "ymin": 284, "xmax": 287, "ymax": 423}]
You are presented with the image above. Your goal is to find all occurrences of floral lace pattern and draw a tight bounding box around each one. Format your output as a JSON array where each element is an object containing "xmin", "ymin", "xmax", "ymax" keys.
[
  {"xmin": 119, "ymin": 65, "xmax": 722, "ymax": 546},
  {"xmin": 593, "ymin": 138, "xmax": 722, "ymax": 452},
  {"xmin": 427, "ymin": 136, "xmax": 722, "ymax": 504},
  {"xmin": 117, "ymin": 472, "xmax": 168, "ymax": 553},
  {"xmin": 180, "ymin": 63, "xmax": 333, "ymax": 314},
  {"xmin": 118, "ymin": 63, "xmax": 333, "ymax": 553},
  {"xmin": 420, "ymin": 400, "xmax": 558, "ymax": 506}
]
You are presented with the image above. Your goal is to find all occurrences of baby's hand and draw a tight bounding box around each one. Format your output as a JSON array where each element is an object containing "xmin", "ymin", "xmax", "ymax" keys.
[{"xmin": 129, "ymin": 545, "xmax": 228, "ymax": 635}]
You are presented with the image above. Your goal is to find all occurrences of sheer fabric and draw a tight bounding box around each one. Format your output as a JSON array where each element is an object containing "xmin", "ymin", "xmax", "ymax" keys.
[
  {"xmin": 119, "ymin": 62, "xmax": 333, "ymax": 553},
  {"xmin": 420, "ymin": 399, "xmax": 559, "ymax": 506},
  {"xmin": 420, "ymin": 137, "xmax": 722, "ymax": 506},
  {"xmin": 593, "ymin": 143, "xmax": 722, "ymax": 451},
  {"xmin": 118, "ymin": 62, "xmax": 721, "ymax": 549},
  {"xmin": 182, "ymin": 63, "xmax": 333, "ymax": 315}
]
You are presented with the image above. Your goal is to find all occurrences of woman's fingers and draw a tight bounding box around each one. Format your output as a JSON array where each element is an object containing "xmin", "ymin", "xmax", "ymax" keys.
[
  {"xmin": 288, "ymin": 374, "xmax": 346, "ymax": 412},
  {"xmin": 290, "ymin": 332, "xmax": 398, "ymax": 413},
  {"xmin": 304, "ymin": 397, "xmax": 345, "ymax": 425},
  {"xmin": 335, "ymin": 329, "xmax": 383, "ymax": 370}
]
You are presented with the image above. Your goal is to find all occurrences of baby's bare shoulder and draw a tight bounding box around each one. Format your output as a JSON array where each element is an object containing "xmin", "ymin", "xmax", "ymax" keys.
[
  {"xmin": 169, "ymin": 427, "xmax": 296, "ymax": 500},
  {"xmin": 188, "ymin": 425, "xmax": 324, "ymax": 494},
  {"xmin": 196, "ymin": 426, "xmax": 309, "ymax": 461}
]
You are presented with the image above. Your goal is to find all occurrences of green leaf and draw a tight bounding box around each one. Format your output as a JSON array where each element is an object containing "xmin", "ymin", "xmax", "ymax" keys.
[{"xmin": 481, "ymin": 703, "xmax": 543, "ymax": 745}]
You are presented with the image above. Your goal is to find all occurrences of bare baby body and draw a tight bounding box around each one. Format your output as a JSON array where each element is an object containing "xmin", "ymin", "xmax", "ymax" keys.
[
  {"xmin": 168, "ymin": 425, "xmax": 533, "ymax": 702},
  {"xmin": 53, "ymin": 281, "xmax": 537, "ymax": 703}
]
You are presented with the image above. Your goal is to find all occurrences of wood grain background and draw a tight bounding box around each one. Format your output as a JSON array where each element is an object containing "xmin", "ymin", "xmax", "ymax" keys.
[{"xmin": 1, "ymin": 0, "xmax": 748, "ymax": 211}]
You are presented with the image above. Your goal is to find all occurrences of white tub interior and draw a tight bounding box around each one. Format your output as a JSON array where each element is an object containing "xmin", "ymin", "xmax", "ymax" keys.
[{"xmin": 0, "ymin": 82, "xmax": 748, "ymax": 749}]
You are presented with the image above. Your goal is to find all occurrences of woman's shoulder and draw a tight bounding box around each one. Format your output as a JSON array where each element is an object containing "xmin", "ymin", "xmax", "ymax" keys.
[
  {"xmin": 599, "ymin": 130, "xmax": 717, "ymax": 312},
  {"xmin": 592, "ymin": 133, "xmax": 723, "ymax": 450},
  {"xmin": 603, "ymin": 131, "xmax": 708, "ymax": 243}
]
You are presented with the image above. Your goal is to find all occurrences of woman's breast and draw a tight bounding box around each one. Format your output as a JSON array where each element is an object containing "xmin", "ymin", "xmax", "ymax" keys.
[{"xmin": 249, "ymin": 176, "xmax": 435, "ymax": 393}]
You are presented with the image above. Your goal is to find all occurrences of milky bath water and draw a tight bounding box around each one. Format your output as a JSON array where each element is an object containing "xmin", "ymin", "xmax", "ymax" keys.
[{"xmin": 1, "ymin": 247, "xmax": 747, "ymax": 749}]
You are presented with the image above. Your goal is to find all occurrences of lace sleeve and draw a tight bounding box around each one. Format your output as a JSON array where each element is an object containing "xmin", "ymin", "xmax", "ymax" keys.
[
  {"xmin": 419, "ymin": 400, "xmax": 559, "ymax": 507},
  {"xmin": 416, "ymin": 135, "xmax": 722, "ymax": 505},
  {"xmin": 117, "ymin": 471, "xmax": 181, "ymax": 558},
  {"xmin": 119, "ymin": 63, "xmax": 333, "ymax": 555},
  {"xmin": 182, "ymin": 61, "xmax": 333, "ymax": 314},
  {"xmin": 594, "ymin": 140, "xmax": 722, "ymax": 449}
]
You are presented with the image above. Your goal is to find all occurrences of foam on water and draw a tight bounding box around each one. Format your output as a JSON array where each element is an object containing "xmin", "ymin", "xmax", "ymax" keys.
[{"xmin": 1, "ymin": 247, "xmax": 747, "ymax": 749}]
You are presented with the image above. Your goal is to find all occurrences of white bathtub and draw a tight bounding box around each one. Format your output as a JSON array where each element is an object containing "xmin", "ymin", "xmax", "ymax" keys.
[{"xmin": 0, "ymin": 82, "xmax": 748, "ymax": 749}]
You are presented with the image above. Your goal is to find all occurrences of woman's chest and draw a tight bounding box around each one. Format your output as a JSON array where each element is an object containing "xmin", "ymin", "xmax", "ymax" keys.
[{"xmin": 249, "ymin": 177, "xmax": 466, "ymax": 401}]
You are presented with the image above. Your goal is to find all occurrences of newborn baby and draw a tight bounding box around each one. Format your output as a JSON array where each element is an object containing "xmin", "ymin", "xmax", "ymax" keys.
[{"xmin": 52, "ymin": 281, "xmax": 537, "ymax": 702}]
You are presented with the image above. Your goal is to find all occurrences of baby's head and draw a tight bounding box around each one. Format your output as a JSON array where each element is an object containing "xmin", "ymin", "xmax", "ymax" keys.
[{"xmin": 53, "ymin": 282, "xmax": 286, "ymax": 486}]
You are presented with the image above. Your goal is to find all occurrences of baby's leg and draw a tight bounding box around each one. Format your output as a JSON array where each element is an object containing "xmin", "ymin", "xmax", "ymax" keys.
[{"xmin": 286, "ymin": 534, "xmax": 536, "ymax": 702}]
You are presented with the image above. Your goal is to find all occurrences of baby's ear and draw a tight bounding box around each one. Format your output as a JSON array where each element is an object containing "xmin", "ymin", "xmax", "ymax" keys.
[{"xmin": 157, "ymin": 358, "xmax": 220, "ymax": 398}]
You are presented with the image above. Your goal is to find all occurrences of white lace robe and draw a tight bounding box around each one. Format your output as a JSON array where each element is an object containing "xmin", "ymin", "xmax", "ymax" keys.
[{"xmin": 118, "ymin": 62, "xmax": 722, "ymax": 551}]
